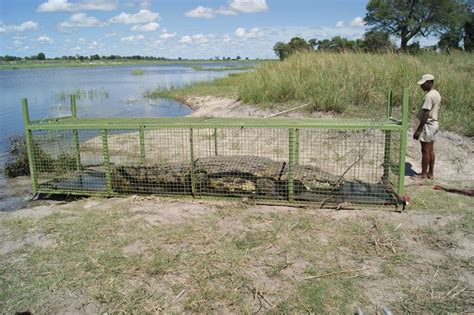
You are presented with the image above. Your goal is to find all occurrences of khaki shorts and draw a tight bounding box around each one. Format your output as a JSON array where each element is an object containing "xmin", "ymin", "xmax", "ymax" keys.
[{"xmin": 420, "ymin": 120, "xmax": 439, "ymax": 142}]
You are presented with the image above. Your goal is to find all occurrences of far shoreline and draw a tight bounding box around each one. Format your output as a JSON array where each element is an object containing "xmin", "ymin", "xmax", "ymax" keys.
[{"xmin": 0, "ymin": 59, "xmax": 263, "ymax": 70}]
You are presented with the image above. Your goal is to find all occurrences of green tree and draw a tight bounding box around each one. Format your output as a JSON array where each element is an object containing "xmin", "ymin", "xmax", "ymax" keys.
[
  {"xmin": 273, "ymin": 42, "xmax": 290, "ymax": 60},
  {"xmin": 273, "ymin": 37, "xmax": 313, "ymax": 60},
  {"xmin": 438, "ymin": 7, "xmax": 474, "ymax": 51},
  {"xmin": 362, "ymin": 30, "xmax": 395, "ymax": 52},
  {"xmin": 365, "ymin": 0, "xmax": 467, "ymax": 51},
  {"xmin": 37, "ymin": 52, "xmax": 46, "ymax": 60},
  {"xmin": 288, "ymin": 37, "xmax": 313, "ymax": 52}
]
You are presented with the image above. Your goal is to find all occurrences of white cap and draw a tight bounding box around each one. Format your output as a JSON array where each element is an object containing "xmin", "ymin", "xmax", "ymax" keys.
[{"xmin": 417, "ymin": 74, "xmax": 435, "ymax": 85}]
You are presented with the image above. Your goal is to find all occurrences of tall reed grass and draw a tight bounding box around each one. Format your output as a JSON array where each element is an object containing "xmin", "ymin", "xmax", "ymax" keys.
[
  {"xmin": 54, "ymin": 88, "xmax": 110, "ymax": 102},
  {"xmin": 239, "ymin": 51, "xmax": 473, "ymax": 135}
]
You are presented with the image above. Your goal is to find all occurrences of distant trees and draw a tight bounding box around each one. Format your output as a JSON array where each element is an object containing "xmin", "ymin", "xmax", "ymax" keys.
[
  {"xmin": 365, "ymin": 0, "xmax": 468, "ymax": 51},
  {"xmin": 273, "ymin": 34, "xmax": 395, "ymax": 59},
  {"xmin": 0, "ymin": 54, "xmax": 172, "ymax": 62}
]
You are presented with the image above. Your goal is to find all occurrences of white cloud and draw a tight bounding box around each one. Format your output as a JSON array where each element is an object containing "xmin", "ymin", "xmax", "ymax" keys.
[
  {"xmin": 59, "ymin": 17, "xmax": 101, "ymax": 30},
  {"xmin": 215, "ymin": 7, "xmax": 238, "ymax": 16},
  {"xmin": 13, "ymin": 40, "xmax": 23, "ymax": 46},
  {"xmin": 185, "ymin": 0, "xmax": 267, "ymax": 19},
  {"xmin": 2, "ymin": 21, "xmax": 40, "ymax": 32},
  {"xmin": 139, "ymin": 0, "xmax": 151, "ymax": 9},
  {"xmin": 229, "ymin": 0, "xmax": 268, "ymax": 13},
  {"xmin": 185, "ymin": 6, "xmax": 215, "ymax": 19},
  {"xmin": 131, "ymin": 22, "xmax": 160, "ymax": 32},
  {"xmin": 38, "ymin": 35, "xmax": 54, "ymax": 43},
  {"xmin": 105, "ymin": 32, "xmax": 119, "ymax": 37},
  {"xmin": 120, "ymin": 34, "xmax": 145, "ymax": 42},
  {"xmin": 235, "ymin": 27, "xmax": 262, "ymax": 38},
  {"xmin": 126, "ymin": 0, "xmax": 151, "ymax": 9},
  {"xmin": 88, "ymin": 40, "xmax": 100, "ymax": 49},
  {"xmin": 160, "ymin": 29, "xmax": 176, "ymax": 39},
  {"xmin": 223, "ymin": 33, "xmax": 232, "ymax": 43},
  {"xmin": 59, "ymin": 13, "xmax": 104, "ymax": 29},
  {"xmin": 192, "ymin": 34, "xmax": 209, "ymax": 43},
  {"xmin": 79, "ymin": 0, "xmax": 117, "ymax": 11},
  {"xmin": 351, "ymin": 17, "xmax": 366, "ymax": 27},
  {"xmin": 37, "ymin": 0, "xmax": 72, "ymax": 12},
  {"xmin": 37, "ymin": 0, "xmax": 117, "ymax": 12},
  {"xmin": 336, "ymin": 21, "xmax": 344, "ymax": 28},
  {"xmin": 110, "ymin": 9, "xmax": 160, "ymax": 24},
  {"xmin": 179, "ymin": 35, "xmax": 192, "ymax": 44}
]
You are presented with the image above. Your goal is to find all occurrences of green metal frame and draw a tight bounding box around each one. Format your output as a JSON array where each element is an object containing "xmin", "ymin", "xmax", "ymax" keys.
[{"xmin": 21, "ymin": 89, "xmax": 410, "ymax": 204}]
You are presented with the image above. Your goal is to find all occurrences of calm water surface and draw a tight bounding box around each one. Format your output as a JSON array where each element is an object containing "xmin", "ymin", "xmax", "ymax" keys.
[{"xmin": 0, "ymin": 63, "xmax": 245, "ymax": 165}]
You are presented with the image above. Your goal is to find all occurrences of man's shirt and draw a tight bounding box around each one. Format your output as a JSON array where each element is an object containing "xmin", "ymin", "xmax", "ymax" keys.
[{"xmin": 419, "ymin": 89, "xmax": 441, "ymax": 121}]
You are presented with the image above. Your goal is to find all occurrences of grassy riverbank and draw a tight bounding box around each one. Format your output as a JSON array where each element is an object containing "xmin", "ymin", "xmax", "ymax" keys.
[
  {"xmin": 0, "ymin": 59, "xmax": 259, "ymax": 70},
  {"xmin": 151, "ymin": 52, "xmax": 473, "ymax": 136}
]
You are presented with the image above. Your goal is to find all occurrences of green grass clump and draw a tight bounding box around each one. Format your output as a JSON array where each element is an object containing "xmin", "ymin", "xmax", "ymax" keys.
[
  {"xmin": 131, "ymin": 69, "xmax": 145, "ymax": 75},
  {"xmin": 54, "ymin": 88, "xmax": 109, "ymax": 102},
  {"xmin": 238, "ymin": 51, "xmax": 473, "ymax": 135}
]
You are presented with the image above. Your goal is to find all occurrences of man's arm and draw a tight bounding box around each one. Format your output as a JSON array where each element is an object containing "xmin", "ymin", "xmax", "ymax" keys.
[{"xmin": 414, "ymin": 109, "xmax": 430, "ymax": 140}]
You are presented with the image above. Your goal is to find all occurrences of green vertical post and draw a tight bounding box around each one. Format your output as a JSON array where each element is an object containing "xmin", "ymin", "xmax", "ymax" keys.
[
  {"xmin": 398, "ymin": 88, "xmax": 409, "ymax": 196},
  {"xmin": 387, "ymin": 90, "xmax": 393, "ymax": 118},
  {"xmin": 288, "ymin": 128, "xmax": 295, "ymax": 202},
  {"xmin": 71, "ymin": 95, "xmax": 81, "ymax": 172},
  {"xmin": 139, "ymin": 126, "xmax": 145, "ymax": 164},
  {"xmin": 102, "ymin": 129, "xmax": 112, "ymax": 193},
  {"xmin": 383, "ymin": 90, "xmax": 393, "ymax": 182},
  {"xmin": 189, "ymin": 128, "xmax": 196, "ymax": 196},
  {"xmin": 213, "ymin": 128, "xmax": 218, "ymax": 156},
  {"xmin": 22, "ymin": 98, "xmax": 38, "ymax": 194},
  {"xmin": 294, "ymin": 128, "xmax": 300, "ymax": 165}
]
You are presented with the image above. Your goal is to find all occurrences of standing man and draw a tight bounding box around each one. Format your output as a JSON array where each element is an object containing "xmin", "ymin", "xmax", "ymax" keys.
[{"xmin": 413, "ymin": 74, "xmax": 441, "ymax": 180}]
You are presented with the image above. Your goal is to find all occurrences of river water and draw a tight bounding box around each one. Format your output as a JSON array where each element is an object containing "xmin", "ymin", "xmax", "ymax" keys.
[{"xmin": 0, "ymin": 62, "xmax": 244, "ymax": 166}]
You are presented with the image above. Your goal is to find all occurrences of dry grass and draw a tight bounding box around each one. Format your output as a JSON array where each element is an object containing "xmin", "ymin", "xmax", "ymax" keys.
[{"xmin": 0, "ymin": 188, "xmax": 472, "ymax": 313}]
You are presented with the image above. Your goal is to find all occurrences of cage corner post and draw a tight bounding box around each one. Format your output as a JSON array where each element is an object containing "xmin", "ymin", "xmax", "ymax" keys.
[
  {"xmin": 139, "ymin": 125, "xmax": 145, "ymax": 165},
  {"xmin": 382, "ymin": 90, "xmax": 393, "ymax": 182},
  {"xmin": 22, "ymin": 98, "xmax": 38, "ymax": 194},
  {"xmin": 70, "ymin": 95, "xmax": 82, "ymax": 172},
  {"xmin": 398, "ymin": 88, "xmax": 409, "ymax": 196},
  {"xmin": 288, "ymin": 128, "xmax": 295, "ymax": 202},
  {"xmin": 189, "ymin": 127, "xmax": 197, "ymax": 197},
  {"xmin": 101, "ymin": 129, "xmax": 112, "ymax": 193}
]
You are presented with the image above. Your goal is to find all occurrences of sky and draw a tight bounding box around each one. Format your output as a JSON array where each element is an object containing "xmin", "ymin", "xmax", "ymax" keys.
[{"xmin": 1, "ymin": 0, "xmax": 380, "ymax": 59}]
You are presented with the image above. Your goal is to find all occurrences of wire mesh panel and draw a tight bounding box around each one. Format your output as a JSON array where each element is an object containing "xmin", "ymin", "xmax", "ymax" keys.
[
  {"xmin": 27, "ymin": 124, "xmax": 404, "ymax": 205},
  {"xmin": 22, "ymin": 89, "xmax": 409, "ymax": 207},
  {"xmin": 297, "ymin": 128, "xmax": 401, "ymax": 205}
]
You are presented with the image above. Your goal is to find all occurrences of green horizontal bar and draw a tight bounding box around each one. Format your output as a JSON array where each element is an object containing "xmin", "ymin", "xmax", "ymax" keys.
[
  {"xmin": 30, "ymin": 116, "xmax": 74, "ymax": 124},
  {"xmin": 28, "ymin": 117, "xmax": 403, "ymax": 131}
]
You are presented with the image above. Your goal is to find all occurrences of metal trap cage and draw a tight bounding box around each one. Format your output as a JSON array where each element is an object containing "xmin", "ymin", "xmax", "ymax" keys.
[{"xmin": 22, "ymin": 89, "xmax": 409, "ymax": 208}]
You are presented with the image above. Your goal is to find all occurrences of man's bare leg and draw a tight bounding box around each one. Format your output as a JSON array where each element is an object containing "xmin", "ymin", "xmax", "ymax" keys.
[
  {"xmin": 420, "ymin": 141, "xmax": 431, "ymax": 178},
  {"xmin": 428, "ymin": 141, "xmax": 435, "ymax": 179}
]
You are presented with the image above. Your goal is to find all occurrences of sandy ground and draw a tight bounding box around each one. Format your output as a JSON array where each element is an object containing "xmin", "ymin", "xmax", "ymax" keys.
[{"xmin": 1, "ymin": 96, "xmax": 473, "ymax": 313}]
